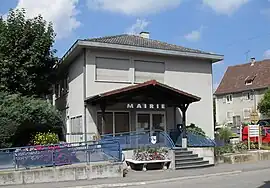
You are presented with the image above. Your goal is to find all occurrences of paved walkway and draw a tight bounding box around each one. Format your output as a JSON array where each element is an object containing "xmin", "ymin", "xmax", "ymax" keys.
[{"xmin": 5, "ymin": 160, "xmax": 270, "ymax": 188}]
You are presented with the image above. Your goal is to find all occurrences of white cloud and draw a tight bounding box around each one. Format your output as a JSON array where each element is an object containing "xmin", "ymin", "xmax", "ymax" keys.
[
  {"xmin": 202, "ymin": 0, "xmax": 250, "ymax": 15},
  {"xmin": 87, "ymin": 0, "xmax": 181, "ymax": 16},
  {"xmin": 263, "ymin": 49, "xmax": 270, "ymax": 59},
  {"xmin": 14, "ymin": 0, "xmax": 81, "ymax": 39},
  {"xmin": 126, "ymin": 19, "xmax": 150, "ymax": 35},
  {"xmin": 184, "ymin": 26, "xmax": 205, "ymax": 42}
]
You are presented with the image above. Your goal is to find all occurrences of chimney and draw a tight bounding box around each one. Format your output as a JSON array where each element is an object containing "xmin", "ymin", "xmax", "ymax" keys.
[
  {"xmin": 250, "ymin": 57, "xmax": 256, "ymax": 66},
  {"xmin": 140, "ymin": 31, "xmax": 150, "ymax": 39}
]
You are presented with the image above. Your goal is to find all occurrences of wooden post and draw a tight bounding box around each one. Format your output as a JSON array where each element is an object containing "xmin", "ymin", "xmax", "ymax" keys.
[
  {"xmin": 100, "ymin": 101, "xmax": 106, "ymax": 135},
  {"xmin": 179, "ymin": 103, "xmax": 189, "ymax": 148}
]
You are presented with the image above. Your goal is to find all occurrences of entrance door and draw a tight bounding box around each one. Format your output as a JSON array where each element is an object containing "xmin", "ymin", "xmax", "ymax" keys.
[{"xmin": 136, "ymin": 112, "xmax": 166, "ymax": 132}]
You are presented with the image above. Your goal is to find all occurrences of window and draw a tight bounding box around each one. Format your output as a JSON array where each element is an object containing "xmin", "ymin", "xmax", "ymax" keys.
[
  {"xmin": 242, "ymin": 92, "xmax": 253, "ymax": 100},
  {"xmin": 245, "ymin": 75, "xmax": 256, "ymax": 85},
  {"xmin": 55, "ymin": 83, "xmax": 61, "ymax": 98},
  {"xmin": 115, "ymin": 112, "xmax": 129, "ymax": 134},
  {"xmin": 134, "ymin": 60, "xmax": 165, "ymax": 83},
  {"xmin": 243, "ymin": 108, "xmax": 252, "ymax": 119},
  {"xmin": 97, "ymin": 112, "xmax": 113, "ymax": 135},
  {"xmin": 95, "ymin": 57, "xmax": 130, "ymax": 82},
  {"xmin": 97, "ymin": 112, "xmax": 130, "ymax": 135},
  {"xmin": 226, "ymin": 94, "xmax": 233, "ymax": 103},
  {"xmin": 70, "ymin": 116, "xmax": 83, "ymax": 134},
  {"xmin": 226, "ymin": 111, "xmax": 234, "ymax": 121}
]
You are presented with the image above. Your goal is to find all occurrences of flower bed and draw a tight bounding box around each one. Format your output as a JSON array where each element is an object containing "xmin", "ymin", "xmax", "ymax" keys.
[{"xmin": 133, "ymin": 147, "xmax": 169, "ymax": 161}]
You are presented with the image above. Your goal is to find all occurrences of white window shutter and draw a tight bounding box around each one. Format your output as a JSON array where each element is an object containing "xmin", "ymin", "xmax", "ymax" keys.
[{"xmin": 223, "ymin": 96, "xmax": 226, "ymax": 103}]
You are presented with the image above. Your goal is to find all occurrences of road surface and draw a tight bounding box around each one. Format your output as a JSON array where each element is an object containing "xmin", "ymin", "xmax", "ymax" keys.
[{"xmin": 130, "ymin": 168, "xmax": 270, "ymax": 188}]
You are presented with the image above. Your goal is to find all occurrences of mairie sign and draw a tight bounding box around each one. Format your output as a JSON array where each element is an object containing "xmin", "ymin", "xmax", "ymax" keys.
[{"xmin": 126, "ymin": 103, "xmax": 165, "ymax": 109}]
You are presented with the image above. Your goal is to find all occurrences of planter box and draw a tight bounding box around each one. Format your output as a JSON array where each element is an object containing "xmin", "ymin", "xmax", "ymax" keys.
[{"xmin": 125, "ymin": 159, "xmax": 171, "ymax": 171}]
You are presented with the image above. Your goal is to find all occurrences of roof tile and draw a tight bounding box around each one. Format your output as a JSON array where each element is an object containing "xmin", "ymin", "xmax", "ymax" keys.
[
  {"xmin": 85, "ymin": 34, "xmax": 214, "ymax": 55},
  {"xmin": 215, "ymin": 59, "xmax": 270, "ymax": 95}
]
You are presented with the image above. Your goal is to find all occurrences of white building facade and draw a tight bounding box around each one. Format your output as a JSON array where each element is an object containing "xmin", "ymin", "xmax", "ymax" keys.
[{"xmin": 54, "ymin": 32, "xmax": 223, "ymax": 143}]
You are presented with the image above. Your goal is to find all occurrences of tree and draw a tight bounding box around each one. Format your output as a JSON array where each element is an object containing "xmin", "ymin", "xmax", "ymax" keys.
[
  {"xmin": 0, "ymin": 9, "xmax": 56, "ymax": 97},
  {"xmin": 0, "ymin": 92, "xmax": 64, "ymax": 148},
  {"xmin": 258, "ymin": 89, "xmax": 270, "ymax": 116}
]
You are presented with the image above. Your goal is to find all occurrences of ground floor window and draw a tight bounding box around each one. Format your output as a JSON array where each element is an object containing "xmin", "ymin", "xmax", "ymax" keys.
[
  {"xmin": 70, "ymin": 115, "xmax": 83, "ymax": 134},
  {"xmin": 97, "ymin": 112, "xmax": 129, "ymax": 135}
]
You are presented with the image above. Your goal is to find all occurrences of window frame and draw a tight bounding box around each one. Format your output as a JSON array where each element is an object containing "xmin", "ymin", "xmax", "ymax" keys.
[
  {"xmin": 243, "ymin": 108, "xmax": 252, "ymax": 120},
  {"xmin": 226, "ymin": 111, "xmax": 234, "ymax": 122},
  {"xmin": 226, "ymin": 94, "xmax": 233, "ymax": 104},
  {"xmin": 96, "ymin": 111, "xmax": 130, "ymax": 136}
]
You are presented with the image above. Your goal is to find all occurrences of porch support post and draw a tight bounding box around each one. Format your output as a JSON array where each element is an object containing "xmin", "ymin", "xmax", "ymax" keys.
[
  {"xmin": 100, "ymin": 101, "xmax": 106, "ymax": 136},
  {"xmin": 179, "ymin": 103, "xmax": 189, "ymax": 148}
]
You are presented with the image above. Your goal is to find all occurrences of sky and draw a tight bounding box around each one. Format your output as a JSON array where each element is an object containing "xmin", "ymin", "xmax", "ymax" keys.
[{"xmin": 1, "ymin": 0, "xmax": 270, "ymax": 91}]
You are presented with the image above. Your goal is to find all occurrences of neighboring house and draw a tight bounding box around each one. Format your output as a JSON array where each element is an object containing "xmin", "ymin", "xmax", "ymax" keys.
[
  {"xmin": 214, "ymin": 58, "xmax": 270, "ymax": 126},
  {"xmin": 53, "ymin": 32, "xmax": 223, "ymax": 143}
]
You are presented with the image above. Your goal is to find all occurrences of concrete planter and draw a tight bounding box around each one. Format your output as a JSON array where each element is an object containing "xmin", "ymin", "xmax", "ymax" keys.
[{"xmin": 217, "ymin": 150, "xmax": 270, "ymax": 164}]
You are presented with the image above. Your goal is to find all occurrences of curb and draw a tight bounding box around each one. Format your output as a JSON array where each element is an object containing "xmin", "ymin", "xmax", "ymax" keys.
[{"xmin": 70, "ymin": 170, "xmax": 242, "ymax": 188}]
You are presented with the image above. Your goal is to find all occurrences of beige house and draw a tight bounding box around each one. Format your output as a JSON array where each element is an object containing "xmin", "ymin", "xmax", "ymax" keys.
[
  {"xmin": 214, "ymin": 58, "xmax": 270, "ymax": 126},
  {"xmin": 53, "ymin": 32, "xmax": 223, "ymax": 145}
]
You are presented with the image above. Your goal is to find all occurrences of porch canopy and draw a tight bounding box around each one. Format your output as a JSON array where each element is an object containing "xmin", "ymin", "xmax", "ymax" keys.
[{"xmin": 85, "ymin": 80, "xmax": 201, "ymax": 141}]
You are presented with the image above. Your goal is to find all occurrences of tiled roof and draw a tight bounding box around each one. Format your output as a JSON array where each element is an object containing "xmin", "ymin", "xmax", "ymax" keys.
[
  {"xmin": 214, "ymin": 59, "xmax": 270, "ymax": 95},
  {"xmin": 85, "ymin": 34, "xmax": 214, "ymax": 55}
]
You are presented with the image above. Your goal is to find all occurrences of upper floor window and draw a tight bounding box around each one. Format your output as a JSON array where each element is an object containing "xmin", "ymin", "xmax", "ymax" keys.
[
  {"xmin": 134, "ymin": 60, "xmax": 165, "ymax": 83},
  {"xmin": 242, "ymin": 91, "xmax": 253, "ymax": 100},
  {"xmin": 226, "ymin": 94, "xmax": 233, "ymax": 103},
  {"xmin": 95, "ymin": 57, "xmax": 130, "ymax": 82}
]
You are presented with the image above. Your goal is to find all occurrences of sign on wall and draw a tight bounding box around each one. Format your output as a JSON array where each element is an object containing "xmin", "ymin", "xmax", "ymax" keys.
[{"xmin": 126, "ymin": 103, "xmax": 165, "ymax": 109}]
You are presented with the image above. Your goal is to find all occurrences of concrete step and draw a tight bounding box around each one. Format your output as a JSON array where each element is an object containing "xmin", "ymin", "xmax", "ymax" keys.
[
  {"xmin": 175, "ymin": 163, "xmax": 214, "ymax": 170},
  {"xmin": 173, "ymin": 147, "xmax": 187, "ymax": 151},
  {"xmin": 175, "ymin": 154, "xmax": 199, "ymax": 159},
  {"xmin": 175, "ymin": 160, "xmax": 209, "ymax": 168},
  {"xmin": 175, "ymin": 157, "xmax": 204, "ymax": 163},
  {"xmin": 174, "ymin": 150, "xmax": 193, "ymax": 156}
]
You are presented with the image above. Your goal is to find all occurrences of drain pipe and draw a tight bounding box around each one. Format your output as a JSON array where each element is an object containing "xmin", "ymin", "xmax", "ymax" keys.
[{"xmin": 83, "ymin": 49, "xmax": 87, "ymax": 143}]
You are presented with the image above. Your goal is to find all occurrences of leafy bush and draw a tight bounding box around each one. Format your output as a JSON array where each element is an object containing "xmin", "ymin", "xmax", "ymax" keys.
[
  {"xmin": 0, "ymin": 92, "xmax": 64, "ymax": 148},
  {"xmin": 187, "ymin": 123, "xmax": 206, "ymax": 137},
  {"xmin": 234, "ymin": 142, "xmax": 248, "ymax": 152},
  {"xmin": 32, "ymin": 132, "xmax": 60, "ymax": 145},
  {"xmin": 216, "ymin": 127, "xmax": 233, "ymax": 143},
  {"xmin": 215, "ymin": 144, "xmax": 234, "ymax": 156}
]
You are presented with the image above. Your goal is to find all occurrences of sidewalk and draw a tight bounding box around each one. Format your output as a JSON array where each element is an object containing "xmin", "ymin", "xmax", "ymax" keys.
[{"xmin": 6, "ymin": 160, "xmax": 270, "ymax": 188}]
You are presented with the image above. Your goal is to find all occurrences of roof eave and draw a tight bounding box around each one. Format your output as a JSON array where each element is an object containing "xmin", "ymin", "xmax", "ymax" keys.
[
  {"xmin": 78, "ymin": 40, "xmax": 224, "ymax": 62},
  {"xmin": 57, "ymin": 40, "xmax": 224, "ymax": 67}
]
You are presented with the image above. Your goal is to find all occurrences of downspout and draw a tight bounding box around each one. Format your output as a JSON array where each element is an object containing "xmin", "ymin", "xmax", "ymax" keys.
[{"xmin": 83, "ymin": 49, "xmax": 87, "ymax": 143}]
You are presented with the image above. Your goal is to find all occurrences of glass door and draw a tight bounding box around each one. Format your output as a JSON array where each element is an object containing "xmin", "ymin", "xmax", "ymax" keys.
[
  {"xmin": 152, "ymin": 113, "xmax": 165, "ymax": 132},
  {"xmin": 136, "ymin": 113, "xmax": 150, "ymax": 132}
]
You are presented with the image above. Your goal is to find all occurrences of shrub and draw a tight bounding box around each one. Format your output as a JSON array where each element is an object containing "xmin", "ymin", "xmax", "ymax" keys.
[
  {"xmin": 0, "ymin": 92, "xmax": 64, "ymax": 148},
  {"xmin": 32, "ymin": 132, "xmax": 60, "ymax": 145},
  {"xmin": 187, "ymin": 123, "xmax": 206, "ymax": 137},
  {"xmin": 215, "ymin": 144, "xmax": 234, "ymax": 156},
  {"xmin": 234, "ymin": 142, "xmax": 248, "ymax": 152},
  {"xmin": 216, "ymin": 127, "xmax": 233, "ymax": 143}
]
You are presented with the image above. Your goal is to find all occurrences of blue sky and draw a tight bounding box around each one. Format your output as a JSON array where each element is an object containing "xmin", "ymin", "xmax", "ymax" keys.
[{"xmin": 1, "ymin": 0, "xmax": 270, "ymax": 90}]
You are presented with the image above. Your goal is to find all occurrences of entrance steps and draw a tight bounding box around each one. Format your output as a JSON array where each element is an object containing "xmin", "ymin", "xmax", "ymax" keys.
[{"xmin": 173, "ymin": 147, "xmax": 213, "ymax": 170}]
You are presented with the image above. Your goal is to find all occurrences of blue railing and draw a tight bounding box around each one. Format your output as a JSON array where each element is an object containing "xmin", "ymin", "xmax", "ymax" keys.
[
  {"xmin": 169, "ymin": 129, "xmax": 216, "ymax": 147},
  {"xmin": 100, "ymin": 130, "xmax": 175, "ymax": 150},
  {"xmin": 0, "ymin": 140, "xmax": 122, "ymax": 170}
]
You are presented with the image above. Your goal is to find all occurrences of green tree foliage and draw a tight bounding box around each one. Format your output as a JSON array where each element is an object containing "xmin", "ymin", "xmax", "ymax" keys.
[
  {"xmin": 0, "ymin": 92, "xmax": 64, "ymax": 148},
  {"xmin": 32, "ymin": 132, "xmax": 60, "ymax": 145},
  {"xmin": 187, "ymin": 123, "xmax": 206, "ymax": 137},
  {"xmin": 216, "ymin": 127, "xmax": 233, "ymax": 143},
  {"xmin": 258, "ymin": 89, "xmax": 270, "ymax": 115},
  {"xmin": 0, "ymin": 9, "xmax": 56, "ymax": 97}
]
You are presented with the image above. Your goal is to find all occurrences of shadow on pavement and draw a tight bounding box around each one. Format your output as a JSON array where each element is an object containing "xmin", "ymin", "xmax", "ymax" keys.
[{"xmin": 258, "ymin": 181, "xmax": 270, "ymax": 188}]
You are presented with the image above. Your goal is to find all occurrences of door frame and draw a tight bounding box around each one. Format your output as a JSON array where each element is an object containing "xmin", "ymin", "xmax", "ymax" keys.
[{"xmin": 135, "ymin": 111, "xmax": 166, "ymax": 132}]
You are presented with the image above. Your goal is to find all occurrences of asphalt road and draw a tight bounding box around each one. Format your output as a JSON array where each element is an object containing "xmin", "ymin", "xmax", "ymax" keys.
[{"xmin": 130, "ymin": 168, "xmax": 270, "ymax": 188}]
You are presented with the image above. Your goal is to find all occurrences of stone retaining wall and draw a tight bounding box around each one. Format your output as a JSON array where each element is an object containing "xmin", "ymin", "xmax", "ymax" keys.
[{"xmin": 0, "ymin": 162, "xmax": 123, "ymax": 186}]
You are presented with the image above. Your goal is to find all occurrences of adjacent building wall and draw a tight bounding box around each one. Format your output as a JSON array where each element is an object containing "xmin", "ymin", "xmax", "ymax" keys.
[{"xmin": 215, "ymin": 88, "xmax": 267, "ymax": 125}]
